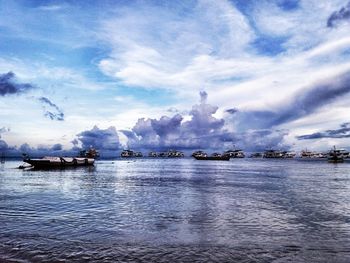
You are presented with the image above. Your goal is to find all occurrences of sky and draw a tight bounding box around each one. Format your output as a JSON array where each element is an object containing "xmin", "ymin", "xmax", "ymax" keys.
[{"xmin": 1, "ymin": 0, "xmax": 350, "ymax": 156}]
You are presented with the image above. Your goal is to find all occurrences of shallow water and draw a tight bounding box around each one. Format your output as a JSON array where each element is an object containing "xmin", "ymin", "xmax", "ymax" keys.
[{"xmin": 1, "ymin": 158, "xmax": 350, "ymax": 262}]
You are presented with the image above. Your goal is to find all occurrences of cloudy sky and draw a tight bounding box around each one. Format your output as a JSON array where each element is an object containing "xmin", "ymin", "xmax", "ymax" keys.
[{"xmin": 1, "ymin": 0, "xmax": 350, "ymax": 156}]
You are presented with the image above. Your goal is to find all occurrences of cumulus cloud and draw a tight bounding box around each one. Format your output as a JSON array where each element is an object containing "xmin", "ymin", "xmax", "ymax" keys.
[
  {"xmin": 327, "ymin": 2, "xmax": 350, "ymax": 27},
  {"xmin": 297, "ymin": 122, "xmax": 350, "ymax": 140},
  {"xmin": 121, "ymin": 92, "xmax": 289, "ymax": 151},
  {"xmin": 0, "ymin": 72, "xmax": 34, "ymax": 96},
  {"xmin": 38, "ymin": 97, "xmax": 64, "ymax": 121},
  {"xmin": 76, "ymin": 125, "xmax": 121, "ymax": 155}
]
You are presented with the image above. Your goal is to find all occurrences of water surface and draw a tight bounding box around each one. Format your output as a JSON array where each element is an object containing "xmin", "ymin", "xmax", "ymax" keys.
[{"xmin": 1, "ymin": 158, "xmax": 350, "ymax": 262}]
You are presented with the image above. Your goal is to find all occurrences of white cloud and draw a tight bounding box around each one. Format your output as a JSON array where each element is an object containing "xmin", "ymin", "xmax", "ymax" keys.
[{"xmin": 2, "ymin": 0, "xmax": 350, "ymax": 151}]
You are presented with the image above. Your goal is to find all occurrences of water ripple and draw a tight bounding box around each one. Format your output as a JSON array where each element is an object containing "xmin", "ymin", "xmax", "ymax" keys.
[{"xmin": 0, "ymin": 159, "xmax": 350, "ymax": 262}]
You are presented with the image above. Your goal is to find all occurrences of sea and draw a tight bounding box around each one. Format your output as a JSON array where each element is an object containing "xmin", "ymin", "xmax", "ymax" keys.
[{"xmin": 0, "ymin": 158, "xmax": 350, "ymax": 262}]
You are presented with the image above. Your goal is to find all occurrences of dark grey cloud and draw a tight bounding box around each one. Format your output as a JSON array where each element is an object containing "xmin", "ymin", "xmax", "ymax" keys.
[
  {"xmin": 0, "ymin": 72, "xmax": 34, "ymax": 96},
  {"xmin": 236, "ymin": 71, "xmax": 350, "ymax": 129},
  {"xmin": 51, "ymin": 143, "xmax": 63, "ymax": 151},
  {"xmin": 297, "ymin": 122, "xmax": 350, "ymax": 140},
  {"xmin": 16, "ymin": 142, "xmax": 75, "ymax": 157},
  {"xmin": 327, "ymin": 2, "xmax": 350, "ymax": 27},
  {"xmin": 38, "ymin": 97, "xmax": 64, "ymax": 121},
  {"xmin": 76, "ymin": 125, "xmax": 121, "ymax": 156}
]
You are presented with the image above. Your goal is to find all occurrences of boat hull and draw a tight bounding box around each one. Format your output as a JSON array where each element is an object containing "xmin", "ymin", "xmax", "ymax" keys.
[
  {"xmin": 194, "ymin": 156, "xmax": 231, "ymax": 161},
  {"xmin": 24, "ymin": 157, "xmax": 94, "ymax": 168}
]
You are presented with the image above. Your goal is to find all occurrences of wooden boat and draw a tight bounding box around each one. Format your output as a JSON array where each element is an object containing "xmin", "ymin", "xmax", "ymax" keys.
[
  {"xmin": 24, "ymin": 156, "xmax": 94, "ymax": 168},
  {"xmin": 23, "ymin": 148, "xmax": 98, "ymax": 168}
]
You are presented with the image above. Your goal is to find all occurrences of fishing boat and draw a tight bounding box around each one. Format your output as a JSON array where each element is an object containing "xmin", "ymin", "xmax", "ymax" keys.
[
  {"xmin": 148, "ymin": 151, "xmax": 157, "ymax": 157},
  {"xmin": 300, "ymin": 149, "xmax": 327, "ymax": 159},
  {"xmin": 23, "ymin": 156, "xmax": 95, "ymax": 168},
  {"xmin": 192, "ymin": 151, "xmax": 207, "ymax": 158},
  {"xmin": 121, "ymin": 149, "xmax": 143, "ymax": 158},
  {"xmin": 23, "ymin": 148, "xmax": 98, "ymax": 168},
  {"xmin": 167, "ymin": 150, "xmax": 185, "ymax": 158},
  {"xmin": 193, "ymin": 152, "xmax": 231, "ymax": 161},
  {"xmin": 224, "ymin": 149, "xmax": 245, "ymax": 158},
  {"xmin": 328, "ymin": 146, "xmax": 344, "ymax": 163},
  {"xmin": 263, "ymin": 150, "xmax": 284, "ymax": 158},
  {"xmin": 134, "ymin": 151, "xmax": 143, "ymax": 157},
  {"xmin": 281, "ymin": 151, "xmax": 296, "ymax": 158}
]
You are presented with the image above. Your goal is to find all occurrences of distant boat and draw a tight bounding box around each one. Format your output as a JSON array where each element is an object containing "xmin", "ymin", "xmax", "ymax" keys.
[
  {"xmin": 167, "ymin": 150, "xmax": 184, "ymax": 158},
  {"xmin": 193, "ymin": 152, "xmax": 231, "ymax": 161},
  {"xmin": 192, "ymin": 151, "xmax": 207, "ymax": 158},
  {"xmin": 121, "ymin": 150, "xmax": 143, "ymax": 158},
  {"xmin": 328, "ymin": 146, "xmax": 344, "ymax": 163},
  {"xmin": 263, "ymin": 150, "xmax": 283, "ymax": 158},
  {"xmin": 153, "ymin": 150, "xmax": 184, "ymax": 158},
  {"xmin": 300, "ymin": 149, "xmax": 327, "ymax": 159},
  {"xmin": 224, "ymin": 149, "xmax": 245, "ymax": 158},
  {"xmin": 79, "ymin": 148, "xmax": 100, "ymax": 158},
  {"xmin": 193, "ymin": 155, "xmax": 231, "ymax": 161},
  {"xmin": 148, "ymin": 151, "xmax": 157, "ymax": 157}
]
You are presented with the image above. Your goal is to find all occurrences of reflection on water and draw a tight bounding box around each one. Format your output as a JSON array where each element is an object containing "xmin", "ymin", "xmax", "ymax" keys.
[{"xmin": 1, "ymin": 159, "xmax": 350, "ymax": 262}]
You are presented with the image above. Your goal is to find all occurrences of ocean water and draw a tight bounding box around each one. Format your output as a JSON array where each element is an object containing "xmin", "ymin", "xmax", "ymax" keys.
[{"xmin": 0, "ymin": 158, "xmax": 350, "ymax": 262}]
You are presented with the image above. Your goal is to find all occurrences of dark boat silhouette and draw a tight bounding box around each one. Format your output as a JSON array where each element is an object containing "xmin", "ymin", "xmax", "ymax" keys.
[
  {"xmin": 24, "ymin": 156, "xmax": 95, "ymax": 168},
  {"xmin": 192, "ymin": 151, "xmax": 231, "ymax": 161},
  {"xmin": 328, "ymin": 146, "xmax": 344, "ymax": 163},
  {"xmin": 193, "ymin": 155, "xmax": 231, "ymax": 161},
  {"xmin": 23, "ymin": 148, "xmax": 98, "ymax": 168}
]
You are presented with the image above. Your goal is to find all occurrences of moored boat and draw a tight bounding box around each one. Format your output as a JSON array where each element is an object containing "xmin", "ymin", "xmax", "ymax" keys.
[
  {"xmin": 121, "ymin": 149, "xmax": 143, "ymax": 158},
  {"xmin": 193, "ymin": 152, "xmax": 231, "ymax": 161},
  {"xmin": 167, "ymin": 150, "xmax": 184, "ymax": 158},
  {"xmin": 224, "ymin": 149, "xmax": 245, "ymax": 158},
  {"xmin": 24, "ymin": 156, "xmax": 95, "ymax": 168},
  {"xmin": 23, "ymin": 148, "xmax": 98, "ymax": 168},
  {"xmin": 193, "ymin": 155, "xmax": 231, "ymax": 161},
  {"xmin": 300, "ymin": 149, "xmax": 327, "ymax": 159},
  {"xmin": 328, "ymin": 146, "xmax": 344, "ymax": 163},
  {"xmin": 263, "ymin": 150, "xmax": 283, "ymax": 158},
  {"xmin": 148, "ymin": 151, "xmax": 157, "ymax": 157},
  {"xmin": 192, "ymin": 151, "xmax": 207, "ymax": 158}
]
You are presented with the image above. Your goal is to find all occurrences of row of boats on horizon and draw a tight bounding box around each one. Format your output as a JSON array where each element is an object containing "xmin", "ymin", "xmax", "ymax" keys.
[
  {"xmin": 11, "ymin": 146, "xmax": 349, "ymax": 169},
  {"xmin": 120, "ymin": 148, "xmax": 350, "ymax": 161}
]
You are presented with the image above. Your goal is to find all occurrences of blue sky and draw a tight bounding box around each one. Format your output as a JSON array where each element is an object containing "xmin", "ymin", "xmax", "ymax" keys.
[{"xmin": 1, "ymin": 0, "xmax": 350, "ymax": 156}]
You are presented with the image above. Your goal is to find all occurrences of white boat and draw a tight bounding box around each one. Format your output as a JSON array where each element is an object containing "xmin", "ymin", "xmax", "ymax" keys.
[{"xmin": 121, "ymin": 150, "xmax": 143, "ymax": 158}]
